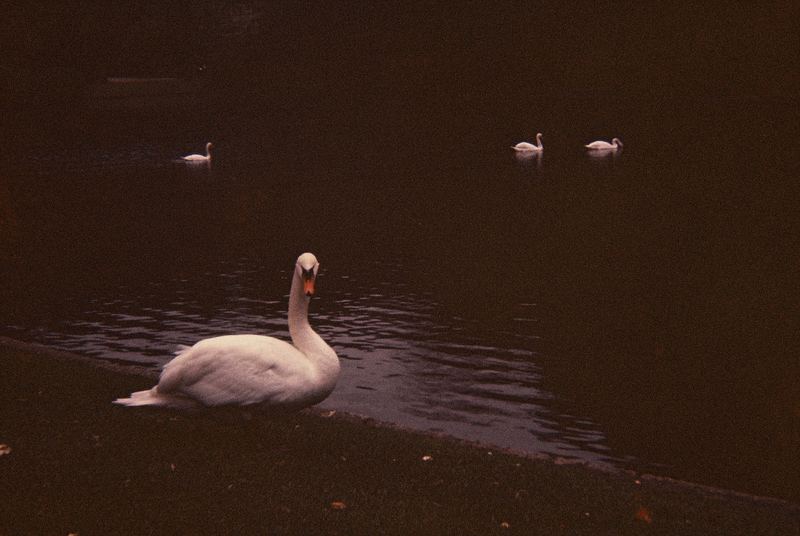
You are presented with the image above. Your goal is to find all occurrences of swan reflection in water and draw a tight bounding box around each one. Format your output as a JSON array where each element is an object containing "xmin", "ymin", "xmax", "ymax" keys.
[{"xmin": 514, "ymin": 148, "xmax": 543, "ymax": 171}]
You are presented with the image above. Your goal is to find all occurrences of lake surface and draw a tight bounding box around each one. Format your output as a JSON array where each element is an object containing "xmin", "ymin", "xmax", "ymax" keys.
[{"xmin": 2, "ymin": 4, "xmax": 797, "ymax": 501}]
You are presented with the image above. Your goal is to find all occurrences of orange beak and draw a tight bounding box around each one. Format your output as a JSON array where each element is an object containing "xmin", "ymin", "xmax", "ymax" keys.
[{"xmin": 303, "ymin": 276, "xmax": 316, "ymax": 296}]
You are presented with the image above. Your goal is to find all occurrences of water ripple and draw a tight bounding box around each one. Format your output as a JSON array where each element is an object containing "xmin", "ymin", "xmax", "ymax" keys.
[{"xmin": 2, "ymin": 255, "xmax": 623, "ymax": 468}]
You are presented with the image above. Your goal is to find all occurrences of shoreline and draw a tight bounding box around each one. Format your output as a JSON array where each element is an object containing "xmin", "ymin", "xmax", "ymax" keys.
[{"xmin": 1, "ymin": 336, "xmax": 797, "ymax": 534}]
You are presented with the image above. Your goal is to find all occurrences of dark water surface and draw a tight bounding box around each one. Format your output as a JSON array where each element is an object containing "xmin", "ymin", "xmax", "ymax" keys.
[{"xmin": 2, "ymin": 4, "xmax": 797, "ymax": 501}]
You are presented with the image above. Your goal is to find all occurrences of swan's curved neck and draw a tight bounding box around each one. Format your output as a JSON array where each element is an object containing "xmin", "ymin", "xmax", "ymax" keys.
[
  {"xmin": 536, "ymin": 133, "xmax": 542, "ymax": 148},
  {"xmin": 288, "ymin": 275, "xmax": 312, "ymax": 344},
  {"xmin": 287, "ymin": 273, "xmax": 335, "ymax": 363}
]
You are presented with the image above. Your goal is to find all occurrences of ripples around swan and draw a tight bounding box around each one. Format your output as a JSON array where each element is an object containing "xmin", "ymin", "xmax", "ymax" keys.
[{"xmin": 4, "ymin": 256, "xmax": 631, "ymax": 468}]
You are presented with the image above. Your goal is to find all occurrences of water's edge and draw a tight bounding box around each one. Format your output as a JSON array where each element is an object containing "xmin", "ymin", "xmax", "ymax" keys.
[{"xmin": 3, "ymin": 335, "xmax": 796, "ymax": 510}]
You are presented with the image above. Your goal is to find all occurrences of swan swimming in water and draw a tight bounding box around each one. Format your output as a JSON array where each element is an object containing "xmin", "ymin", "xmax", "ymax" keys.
[
  {"xmin": 585, "ymin": 138, "xmax": 623, "ymax": 151},
  {"xmin": 114, "ymin": 253, "xmax": 340, "ymax": 410},
  {"xmin": 511, "ymin": 133, "xmax": 544, "ymax": 152},
  {"xmin": 181, "ymin": 142, "xmax": 213, "ymax": 162}
]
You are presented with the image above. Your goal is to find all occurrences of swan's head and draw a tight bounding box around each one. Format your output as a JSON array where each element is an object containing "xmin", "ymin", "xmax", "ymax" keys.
[
  {"xmin": 295, "ymin": 252, "xmax": 320, "ymax": 297},
  {"xmin": 206, "ymin": 142, "xmax": 214, "ymax": 151},
  {"xmin": 536, "ymin": 133, "xmax": 542, "ymax": 140},
  {"xmin": 612, "ymin": 138, "xmax": 623, "ymax": 147}
]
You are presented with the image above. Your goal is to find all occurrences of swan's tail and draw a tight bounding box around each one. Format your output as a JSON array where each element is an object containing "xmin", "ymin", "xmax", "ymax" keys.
[
  {"xmin": 113, "ymin": 389, "xmax": 161, "ymax": 406},
  {"xmin": 113, "ymin": 388, "xmax": 199, "ymax": 409}
]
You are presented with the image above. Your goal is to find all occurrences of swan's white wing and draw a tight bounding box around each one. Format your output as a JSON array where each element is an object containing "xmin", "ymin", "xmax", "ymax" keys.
[
  {"xmin": 157, "ymin": 334, "xmax": 311, "ymax": 406},
  {"xmin": 585, "ymin": 141, "xmax": 616, "ymax": 150}
]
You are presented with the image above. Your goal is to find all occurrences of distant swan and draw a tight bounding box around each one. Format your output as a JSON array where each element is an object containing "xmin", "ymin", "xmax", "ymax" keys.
[
  {"xmin": 585, "ymin": 138, "xmax": 622, "ymax": 151},
  {"xmin": 512, "ymin": 133, "xmax": 544, "ymax": 152},
  {"xmin": 181, "ymin": 142, "xmax": 213, "ymax": 162},
  {"xmin": 114, "ymin": 252, "xmax": 340, "ymax": 410}
]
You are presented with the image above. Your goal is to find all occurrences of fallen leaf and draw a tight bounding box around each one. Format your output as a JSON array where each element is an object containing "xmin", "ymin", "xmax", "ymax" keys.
[
  {"xmin": 635, "ymin": 506, "xmax": 653, "ymax": 524},
  {"xmin": 321, "ymin": 410, "xmax": 336, "ymax": 418},
  {"xmin": 0, "ymin": 444, "xmax": 11, "ymax": 456},
  {"xmin": 500, "ymin": 521, "xmax": 511, "ymax": 529},
  {"xmin": 554, "ymin": 457, "xmax": 580, "ymax": 465},
  {"xmin": 422, "ymin": 455, "xmax": 433, "ymax": 462},
  {"xmin": 330, "ymin": 501, "xmax": 347, "ymax": 510}
]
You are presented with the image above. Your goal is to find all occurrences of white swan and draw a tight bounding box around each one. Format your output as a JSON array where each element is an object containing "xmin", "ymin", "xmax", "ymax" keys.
[
  {"xmin": 511, "ymin": 133, "xmax": 544, "ymax": 152},
  {"xmin": 114, "ymin": 253, "xmax": 340, "ymax": 410},
  {"xmin": 585, "ymin": 138, "xmax": 623, "ymax": 151},
  {"xmin": 181, "ymin": 142, "xmax": 213, "ymax": 162}
]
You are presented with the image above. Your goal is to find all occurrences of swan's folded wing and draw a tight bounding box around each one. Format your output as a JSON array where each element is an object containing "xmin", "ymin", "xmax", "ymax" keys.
[{"xmin": 156, "ymin": 335, "xmax": 309, "ymax": 406}]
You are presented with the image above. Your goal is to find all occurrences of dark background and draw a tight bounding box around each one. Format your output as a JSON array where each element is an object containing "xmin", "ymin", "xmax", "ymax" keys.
[{"xmin": 2, "ymin": 3, "xmax": 797, "ymax": 112}]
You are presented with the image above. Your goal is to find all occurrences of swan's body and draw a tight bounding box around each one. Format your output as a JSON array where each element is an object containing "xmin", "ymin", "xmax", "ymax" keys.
[
  {"xmin": 181, "ymin": 142, "xmax": 213, "ymax": 162},
  {"xmin": 512, "ymin": 133, "xmax": 543, "ymax": 152},
  {"xmin": 585, "ymin": 138, "xmax": 622, "ymax": 150},
  {"xmin": 114, "ymin": 253, "xmax": 339, "ymax": 410}
]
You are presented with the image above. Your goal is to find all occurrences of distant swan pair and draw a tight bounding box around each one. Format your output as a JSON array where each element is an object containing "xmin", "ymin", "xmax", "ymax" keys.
[{"xmin": 511, "ymin": 134, "xmax": 623, "ymax": 152}]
